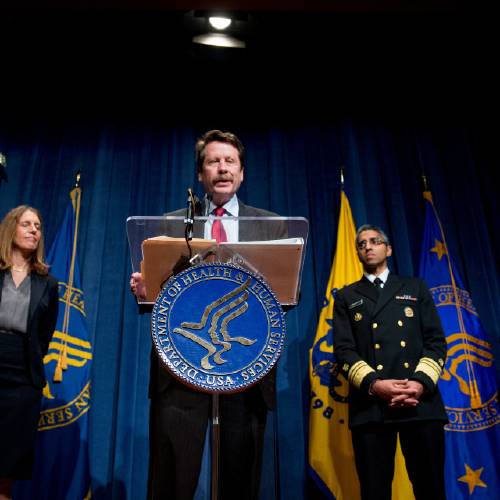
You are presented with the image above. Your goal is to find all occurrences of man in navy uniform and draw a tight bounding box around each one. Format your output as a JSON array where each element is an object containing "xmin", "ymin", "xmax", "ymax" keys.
[
  {"xmin": 131, "ymin": 130, "xmax": 284, "ymax": 500},
  {"xmin": 333, "ymin": 224, "xmax": 448, "ymax": 500}
]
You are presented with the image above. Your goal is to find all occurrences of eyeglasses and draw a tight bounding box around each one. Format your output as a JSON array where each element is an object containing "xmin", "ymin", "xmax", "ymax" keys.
[{"xmin": 356, "ymin": 237, "xmax": 387, "ymax": 250}]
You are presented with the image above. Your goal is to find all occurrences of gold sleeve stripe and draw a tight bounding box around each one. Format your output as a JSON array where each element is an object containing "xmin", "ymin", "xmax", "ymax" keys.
[
  {"xmin": 415, "ymin": 357, "xmax": 442, "ymax": 385},
  {"xmin": 348, "ymin": 361, "xmax": 376, "ymax": 389}
]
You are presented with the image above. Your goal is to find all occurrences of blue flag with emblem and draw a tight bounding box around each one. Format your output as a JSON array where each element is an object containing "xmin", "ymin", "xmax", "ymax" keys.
[
  {"xmin": 14, "ymin": 186, "xmax": 92, "ymax": 500},
  {"xmin": 419, "ymin": 191, "xmax": 500, "ymax": 499}
]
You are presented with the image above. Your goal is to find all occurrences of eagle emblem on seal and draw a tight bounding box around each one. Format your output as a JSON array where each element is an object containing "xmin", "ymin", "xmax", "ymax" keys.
[{"xmin": 173, "ymin": 277, "xmax": 256, "ymax": 370}]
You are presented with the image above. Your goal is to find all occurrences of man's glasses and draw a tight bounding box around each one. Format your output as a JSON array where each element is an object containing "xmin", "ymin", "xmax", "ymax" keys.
[{"xmin": 356, "ymin": 237, "xmax": 387, "ymax": 250}]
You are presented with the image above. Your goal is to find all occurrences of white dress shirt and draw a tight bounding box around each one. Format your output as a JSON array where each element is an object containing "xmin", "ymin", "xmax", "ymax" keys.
[
  {"xmin": 203, "ymin": 194, "xmax": 240, "ymax": 242},
  {"xmin": 364, "ymin": 267, "xmax": 390, "ymax": 288}
]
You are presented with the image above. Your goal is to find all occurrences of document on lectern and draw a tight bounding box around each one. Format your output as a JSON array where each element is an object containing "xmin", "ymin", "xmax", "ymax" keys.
[
  {"xmin": 140, "ymin": 236, "xmax": 304, "ymax": 305},
  {"xmin": 218, "ymin": 238, "xmax": 304, "ymax": 305},
  {"xmin": 140, "ymin": 236, "xmax": 216, "ymax": 303}
]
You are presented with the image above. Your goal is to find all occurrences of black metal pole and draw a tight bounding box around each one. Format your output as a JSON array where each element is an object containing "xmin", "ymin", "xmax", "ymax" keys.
[{"xmin": 211, "ymin": 393, "xmax": 220, "ymax": 500}]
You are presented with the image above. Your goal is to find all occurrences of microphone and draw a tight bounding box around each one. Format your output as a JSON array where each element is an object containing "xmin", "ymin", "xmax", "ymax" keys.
[{"xmin": 185, "ymin": 188, "xmax": 196, "ymax": 241}]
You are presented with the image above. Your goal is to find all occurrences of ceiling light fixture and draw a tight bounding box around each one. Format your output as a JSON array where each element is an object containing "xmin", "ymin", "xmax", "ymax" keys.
[
  {"xmin": 188, "ymin": 10, "xmax": 247, "ymax": 49},
  {"xmin": 208, "ymin": 17, "xmax": 232, "ymax": 30}
]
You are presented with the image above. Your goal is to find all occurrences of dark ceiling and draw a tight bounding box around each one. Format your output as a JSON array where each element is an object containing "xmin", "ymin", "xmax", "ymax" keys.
[
  {"xmin": 0, "ymin": 3, "xmax": 494, "ymax": 125},
  {"xmin": 0, "ymin": 1, "xmax": 466, "ymax": 11}
]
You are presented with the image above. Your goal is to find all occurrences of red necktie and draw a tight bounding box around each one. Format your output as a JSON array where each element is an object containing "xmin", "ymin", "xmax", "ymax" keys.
[{"xmin": 211, "ymin": 206, "xmax": 227, "ymax": 243}]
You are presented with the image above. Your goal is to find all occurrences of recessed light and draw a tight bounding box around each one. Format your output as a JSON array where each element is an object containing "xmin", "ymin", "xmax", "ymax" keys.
[{"xmin": 208, "ymin": 17, "xmax": 232, "ymax": 30}]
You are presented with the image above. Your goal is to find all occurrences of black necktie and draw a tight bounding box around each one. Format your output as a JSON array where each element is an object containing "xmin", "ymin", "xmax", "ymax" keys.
[{"xmin": 373, "ymin": 277, "xmax": 383, "ymax": 294}]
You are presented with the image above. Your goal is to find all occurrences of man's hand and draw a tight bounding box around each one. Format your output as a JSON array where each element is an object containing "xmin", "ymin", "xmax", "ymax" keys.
[
  {"xmin": 389, "ymin": 380, "xmax": 424, "ymax": 407},
  {"xmin": 370, "ymin": 379, "xmax": 408, "ymax": 401},
  {"xmin": 130, "ymin": 272, "xmax": 147, "ymax": 300},
  {"xmin": 371, "ymin": 379, "xmax": 424, "ymax": 408}
]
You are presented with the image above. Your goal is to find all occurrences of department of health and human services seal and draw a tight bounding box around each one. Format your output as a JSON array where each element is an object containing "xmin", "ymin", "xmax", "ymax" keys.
[{"xmin": 151, "ymin": 262, "xmax": 286, "ymax": 393}]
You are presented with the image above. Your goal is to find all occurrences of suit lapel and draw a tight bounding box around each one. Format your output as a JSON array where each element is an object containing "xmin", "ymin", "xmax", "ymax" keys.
[
  {"xmin": 192, "ymin": 199, "xmax": 207, "ymax": 239},
  {"xmin": 28, "ymin": 272, "xmax": 47, "ymax": 326},
  {"xmin": 238, "ymin": 201, "xmax": 252, "ymax": 241},
  {"xmin": 355, "ymin": 276, "xmax": 379, "ymax": 304}
]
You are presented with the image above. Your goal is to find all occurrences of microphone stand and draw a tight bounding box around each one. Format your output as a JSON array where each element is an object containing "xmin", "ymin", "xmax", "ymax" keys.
[
  {"xmin": 211, "ymin": 393, "xmax": 221, "ymax": 500},
  {"xmin": 182, "ymin": 188, "xmax": 208, "ymax": 268},
  {"xmin": 184, "ymin": 189, "xmax": 221, "ymax": 499},
  {"xmin": 184, "ymin": 188, "xmax": 195, "ymax": 258}
]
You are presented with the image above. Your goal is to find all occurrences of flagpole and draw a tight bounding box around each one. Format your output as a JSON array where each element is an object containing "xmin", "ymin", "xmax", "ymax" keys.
[
  {"xmin": 74, "ymin": 170, "xmax": 81, "ymax": 189},
  {"xmin": 422, "ymin": 174, "xmax": 428, "ymax": 192},
  {"xmin": 211, "ymin": 394, "xmax": 220, "ymax": 500},
  {"xmin": 0, "ymin": 152, "xmax": 7, "ymax": 187},
  {"xmin": 54, "ymin": 172, "xmax": 82, "ymax": 382}
]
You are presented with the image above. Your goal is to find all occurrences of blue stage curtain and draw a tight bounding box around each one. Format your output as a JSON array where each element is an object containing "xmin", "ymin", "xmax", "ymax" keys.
[{"xmin": 0, "ymin": 122, "xmax": 498, "ymax": 499}]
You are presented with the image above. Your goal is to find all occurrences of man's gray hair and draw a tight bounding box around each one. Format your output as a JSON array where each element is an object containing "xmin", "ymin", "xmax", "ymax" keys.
[{"xmin": 355, "ymin": 224, "xmax": 390, "ymax": 245}]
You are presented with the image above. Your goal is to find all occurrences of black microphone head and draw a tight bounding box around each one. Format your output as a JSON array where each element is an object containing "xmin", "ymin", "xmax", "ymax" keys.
[{"xmin": 186, "ymin": 188, "xmax": 202, "ymax": 215}]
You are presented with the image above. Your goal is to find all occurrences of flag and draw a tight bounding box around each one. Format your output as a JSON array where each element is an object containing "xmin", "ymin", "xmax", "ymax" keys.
[
  {"xmin": 14, "ymin": 187, "xmax": 92, "ymax": 500},
  {"xmin": 308, "ymin": 191, "xmax": 363, "ymax": 498},
  {"xmin": 419, "ymin": 190, "xmax": 500, "ymax": 499}
]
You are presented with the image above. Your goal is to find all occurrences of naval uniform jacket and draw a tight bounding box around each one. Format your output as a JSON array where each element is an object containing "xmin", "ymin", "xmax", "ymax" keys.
[
  {"xmin": 333, "ymin": 273, "xmax": 448, "ymax": 428},
  {"xmin": 0, "ymin": 269, "xmax": 59, "ymax": 389},
  {"xmin": 149, "ymin": 200, "xmax": 286, "ymax": 410}
]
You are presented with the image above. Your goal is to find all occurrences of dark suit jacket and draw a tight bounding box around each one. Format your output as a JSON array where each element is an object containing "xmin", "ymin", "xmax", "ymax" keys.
[
  {"xmin": 0, "ymin": 269, "xmax": 59, "ymax": 389},
  {"xmin": 167, "ymin": 198, "xmax": 286, "ymax": 243},
  {"xmin": 149, "ymin": 199, "xmax": 286, "ymax": 409},
  {"xmin": 333, "ymin": 273, "xmax": 448, "ymax": 428}
]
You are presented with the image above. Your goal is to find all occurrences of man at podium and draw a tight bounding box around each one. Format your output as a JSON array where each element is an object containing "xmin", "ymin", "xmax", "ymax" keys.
[{"xmin": 130, "ymin": 130, "xmax": 284, "ymax": 499}]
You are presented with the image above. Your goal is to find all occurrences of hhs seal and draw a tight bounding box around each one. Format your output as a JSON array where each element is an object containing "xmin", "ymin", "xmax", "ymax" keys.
[{"xmin": 151, "ymin": 263, "xmax": 286, "ymax": 393}]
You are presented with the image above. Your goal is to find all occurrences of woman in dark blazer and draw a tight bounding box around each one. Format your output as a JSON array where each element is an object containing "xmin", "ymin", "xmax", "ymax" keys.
[{"xmin": 0, "ymin": 205, "xmax": 59, "ymax": 500}]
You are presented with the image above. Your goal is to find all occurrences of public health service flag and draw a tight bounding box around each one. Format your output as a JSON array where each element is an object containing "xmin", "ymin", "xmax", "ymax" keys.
[
  {"xmin": 14, "ymin": 186, "xmax": 92, "ymax": 500},
  {"xmin": 308, "ymin": 190, "xmax": 363, "ymax": 499},
  {"xmin": 419, "ymin": 191, "xmax": 500, "ymax": 499}
]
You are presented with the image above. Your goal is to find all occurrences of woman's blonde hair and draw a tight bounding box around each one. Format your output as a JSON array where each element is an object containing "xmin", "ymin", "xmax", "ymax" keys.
[{"xmin": 0, "ymin": 205, "xmax": 49, "ymax": 275}]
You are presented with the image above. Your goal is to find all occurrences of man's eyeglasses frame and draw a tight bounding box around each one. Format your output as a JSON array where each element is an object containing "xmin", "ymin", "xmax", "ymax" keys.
[{"xmin": 356, "ymin": 237, "xmax": 387, "ymax": 250}]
